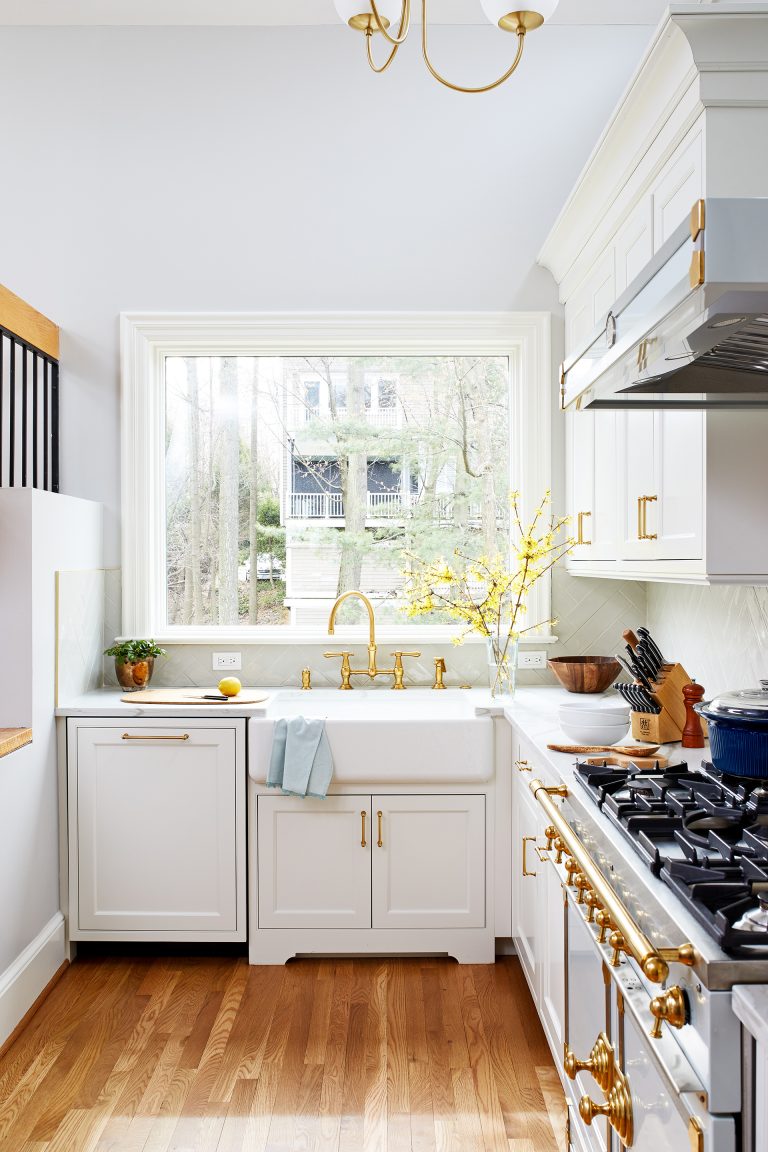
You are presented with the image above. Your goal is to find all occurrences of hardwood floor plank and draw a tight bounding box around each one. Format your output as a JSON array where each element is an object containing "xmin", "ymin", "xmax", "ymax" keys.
[
  {"xmin": 421, "ymin": 965, "xmax": 460, "ymax": 1152},
  {"xmin": 363, "ymin": 963, "xmax": 388, "ymax": 1152},
  {"xmin": 304, "ymin": 973, "xmax": 334, "ymax": 1066},
  {"xmin": 386, "ymin": 959, "xmax": 409, "ymax": 1116},
  {"xmin": 210, "ymin": 965, "xmax": 284, "ymax": 1100},
  {"xmin": 214, "ymin": 1077, "xmax": 259, "ymax": 1152},
  {"xmin": 337, "ymin": 964, "xmax": 370, "ymax": 1152},
  {"xmin": 407, "ymin": 1058, "xmax": 436, "ymax": 1152},
  {"xmin": 317, "ymin": 962, "xmax": 352, "ymax": 1152}
]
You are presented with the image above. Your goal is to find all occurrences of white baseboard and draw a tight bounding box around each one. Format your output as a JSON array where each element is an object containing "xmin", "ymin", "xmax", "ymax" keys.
[{"xmin": 0, "ymin": 912, "xmax": 66, "ymax": 1048}]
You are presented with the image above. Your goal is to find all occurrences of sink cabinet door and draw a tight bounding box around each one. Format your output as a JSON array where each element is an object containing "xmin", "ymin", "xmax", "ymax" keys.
[
  {"xmin": 257, "ymin": 795, "xmax": 371, "ymax": 929},
  {"xmin": 370, "ymin": 794, "xmax": 485, "ymax": 929},
  {"xmin": 71, "ymin": 723, "xmax": 245, "ymax": 938}
]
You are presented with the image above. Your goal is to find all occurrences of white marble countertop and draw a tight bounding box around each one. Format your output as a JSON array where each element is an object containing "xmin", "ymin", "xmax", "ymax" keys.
[
  {"xmin": 733, "ymin": 985, "xmax": 768, "ymax": 1045},
  {"xmin": 56, "ymin": 688, "xmax": 276, "ymax": 718}
]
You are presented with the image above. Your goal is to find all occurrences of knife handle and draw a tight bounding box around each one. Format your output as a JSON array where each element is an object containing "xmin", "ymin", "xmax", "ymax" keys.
[{"xmin": 623, "ymin": 629, "xmax": 639, "ymax": 650}]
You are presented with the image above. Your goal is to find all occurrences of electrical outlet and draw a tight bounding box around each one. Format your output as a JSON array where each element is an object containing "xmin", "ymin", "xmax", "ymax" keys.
[
  {"xmin": 518, "ymin": 650, "xmax": 546, "ymax": 669},
  {"xmin": 212, "ymin": 652, "xmax": 242, "ymax": 671}
]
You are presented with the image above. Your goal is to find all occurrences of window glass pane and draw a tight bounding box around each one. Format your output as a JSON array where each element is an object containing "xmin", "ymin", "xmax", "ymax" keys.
[{"xmin": 164, "ymin": 355, "xmax": 510, "ymax": 627}]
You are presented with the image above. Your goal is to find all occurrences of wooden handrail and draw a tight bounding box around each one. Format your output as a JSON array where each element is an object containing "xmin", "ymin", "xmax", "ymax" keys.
[{"xmin": 0, "ymin": 283, "xmax": 59, "ymax": 360}]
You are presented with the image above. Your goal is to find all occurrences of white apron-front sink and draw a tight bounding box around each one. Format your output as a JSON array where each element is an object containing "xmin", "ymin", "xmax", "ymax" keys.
[{"xmin": 248, "ymin": 689, "xmax": 493, "ymax": 784}]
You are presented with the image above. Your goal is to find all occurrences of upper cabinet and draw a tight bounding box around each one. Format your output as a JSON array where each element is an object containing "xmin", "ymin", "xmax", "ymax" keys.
[{"xmin": 544, "ymin": 7, "xmax": 768, "ymax": 584}]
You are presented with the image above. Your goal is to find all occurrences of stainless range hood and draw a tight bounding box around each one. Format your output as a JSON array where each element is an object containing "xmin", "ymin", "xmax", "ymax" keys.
[{"xmin": 561, "ymin": 198, "xmax": 768, "ymax": 410}]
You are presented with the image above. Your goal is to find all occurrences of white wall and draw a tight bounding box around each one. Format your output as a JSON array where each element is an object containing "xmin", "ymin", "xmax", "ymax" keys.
[
  {"xmin": 0, "ymin": 491, "xmax": 102, "ymax": 1037},
  {"xmin": 0, "ymin": 23, "xmax": 651, "ymax": 562}
]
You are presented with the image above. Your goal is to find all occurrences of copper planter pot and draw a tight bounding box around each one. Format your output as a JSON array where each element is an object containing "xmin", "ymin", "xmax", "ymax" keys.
[{"xmin": 115, "ymin": 656, "xmax": 155, "ymax": 692}]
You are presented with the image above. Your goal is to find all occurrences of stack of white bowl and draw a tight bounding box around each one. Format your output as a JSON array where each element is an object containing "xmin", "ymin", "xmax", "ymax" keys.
[{"xmin": 558, "ymin": 699, "xmax": 632, "ymax": 746}]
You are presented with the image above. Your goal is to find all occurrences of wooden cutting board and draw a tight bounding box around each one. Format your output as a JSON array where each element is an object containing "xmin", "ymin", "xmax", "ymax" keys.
[{"xmin": 120, "ymin": 688, "xmax": 271, "ymax": 705}]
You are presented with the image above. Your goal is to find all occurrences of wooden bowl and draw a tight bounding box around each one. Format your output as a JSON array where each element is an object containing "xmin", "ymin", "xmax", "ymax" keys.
[{"xmin": 548, "ymin": 656, "xmax": 621, "ymax": 694}]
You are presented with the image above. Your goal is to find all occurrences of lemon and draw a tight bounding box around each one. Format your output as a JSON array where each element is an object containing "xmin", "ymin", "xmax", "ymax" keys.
[{"xmin": 218, "ymin": 676, "xmax": 242, "ymax": 697}]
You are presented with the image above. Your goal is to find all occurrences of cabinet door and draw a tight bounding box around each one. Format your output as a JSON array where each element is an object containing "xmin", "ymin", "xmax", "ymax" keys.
[
  {"xmin": 73, "ymin": 725, "xmax": 242, "ymax": 934},
  {"xmin": 621, "ymin": 411, "xmax": 703, "ymax": 561},
  {"xmin": 568, "ymin": 410, "xmax": 620, "ymax": 564},
  {"xmin": 257, "ymin": 795, "xmax": 371, "ymax": 929},
  {"xmin": 512, "ymin": 762, "xmax": 545, "ymax": 991},
  {"xmin": 371, "ymin": 795, "xmax": 485, "ymax": 930}
]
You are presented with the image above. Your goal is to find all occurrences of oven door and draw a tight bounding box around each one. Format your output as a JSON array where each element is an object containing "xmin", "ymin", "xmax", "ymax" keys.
[{"xmin": 563, "ymin": 886, "xmax": 737, "ymax": 1152}]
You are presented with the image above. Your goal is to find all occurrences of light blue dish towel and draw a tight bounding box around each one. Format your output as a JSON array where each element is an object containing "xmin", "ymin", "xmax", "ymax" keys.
[{"xmin": 267, "ymin": 717, "xmax": 334, "ymax": 798}]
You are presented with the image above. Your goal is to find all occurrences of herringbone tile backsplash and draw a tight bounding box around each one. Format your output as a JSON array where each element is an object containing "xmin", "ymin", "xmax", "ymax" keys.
[{"xmin": 648, "ymin": 583, "xmax": 768, "ymax": 697}]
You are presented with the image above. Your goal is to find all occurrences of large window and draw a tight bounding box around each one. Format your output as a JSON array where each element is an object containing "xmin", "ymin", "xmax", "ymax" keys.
[{"xmin": 121, "ymin": 314, "xmax": 552, "ymax": 639}]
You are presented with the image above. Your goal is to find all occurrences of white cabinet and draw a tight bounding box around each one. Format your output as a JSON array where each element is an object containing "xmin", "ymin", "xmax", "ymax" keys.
[
  {"xmin": 256, "ymin": 794, "xmax": 371, "ymax": 929},
  {"xmin": 619, "ymin": 410, "xmax": 704, "ymax": 563},
  {"xmin": 67, "ymin": 719, "xmax": 246, "ymax": 941},
  {"xmin": 510, "ymin": 736, "xmax": 565, "ymax": 1064},
  {"xmin": 254, "ymin": 791, "xmax": 489, "ymax": 963},
  {"xmin": 566, "ymin": 410, "xmax": 620, "ymax": 568}
]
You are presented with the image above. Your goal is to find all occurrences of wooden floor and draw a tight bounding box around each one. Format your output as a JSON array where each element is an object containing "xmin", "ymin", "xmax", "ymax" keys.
[{"xmin": 0, "ymin": 952, "xmax": 566, "ymax": 1152}]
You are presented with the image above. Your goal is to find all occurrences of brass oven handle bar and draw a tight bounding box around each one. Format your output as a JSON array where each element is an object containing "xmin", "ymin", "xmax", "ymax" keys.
[
  {"xmin": 122, "ymin": 733, "xmax": 190, "ymax": 741},
  {"xmin": 529, "ymin": 780, "xmax": 695, "ymax": 984}
]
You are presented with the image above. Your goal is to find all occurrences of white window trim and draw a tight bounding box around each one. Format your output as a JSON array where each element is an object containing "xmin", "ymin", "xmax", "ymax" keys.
[{"xmin": 120, "ymin": 311, "xmax": 554, "ymax": 644}]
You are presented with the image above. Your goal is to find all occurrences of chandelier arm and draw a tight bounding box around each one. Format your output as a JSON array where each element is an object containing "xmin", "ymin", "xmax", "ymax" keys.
[
  {"xmin": 365, "ymin": 30, "xmax": 402, "ymax": 72},
  {"xmin": 420, "ymin": 0, "xmax": 526, "ymax": 94},
  {"xmin": 369, "ymin": 0, "xmax": 410, "ymax": 46},
  {"xmin": 365, "ymin": 29, "xmax": 402, "ymax": 73}
]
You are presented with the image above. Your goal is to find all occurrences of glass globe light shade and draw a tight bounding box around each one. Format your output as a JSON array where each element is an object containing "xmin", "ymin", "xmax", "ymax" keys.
[
  {"xmin": 334, "ymin": 0, "xmax": 405, "ymax": 28},
  {"xmin": 480, "ymin": 0, "xmax": 560, "ymax": 30}
]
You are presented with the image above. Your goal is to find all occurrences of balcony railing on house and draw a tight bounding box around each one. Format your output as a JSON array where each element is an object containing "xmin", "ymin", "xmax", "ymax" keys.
[
  {"xmin": 294, "ymin": 405, "xmax": 401, "ymax": 431},
  {"xmin": 288, "ymin": 489, "xmax": 508, "ymax": 525},
  {"xmin": 0, "ymin": 285, "xmax": 59, "ymax": 492}
]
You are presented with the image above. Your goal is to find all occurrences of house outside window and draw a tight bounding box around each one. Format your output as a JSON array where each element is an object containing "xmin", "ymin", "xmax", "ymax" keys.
[{"xmin": 121, "ymin": 313, "xmax": 552, "ymax": 640}]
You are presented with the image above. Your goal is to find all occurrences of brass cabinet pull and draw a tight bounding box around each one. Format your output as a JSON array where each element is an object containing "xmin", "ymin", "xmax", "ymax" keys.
[
  {"xmin": 360, "ymin": 810, "xmax": 367, "ymax": 848},
  {"xmin": 530, "ymin": 778, "xmax": 695, "ymax": 984},
  {"xmin": 377, "ymin": 810, "xmax": 383, "ymax": 848},
  {"xmin": 522, "ymin": 836, "xmax": 537, "ymax": 877},
  {"xmin": 637, "ymin": 495, "xmax": 658, "ymax": 541},
  {"xmin": 576, "ymin": 510, "xmax": 592, "ymax": 546},
  {"xmin": 515, "ymin": 758, "xmax": 531, "ymax": 773},
  {"xmin": 579, "ymin": 1068, "xmax": 634, "ymax": 1147},
  {"xmin": 121, "ymin": 733, "xmax": 190, "ymax": 741},
  {"xmin": 564, "ymin": 1033, "xmax": 615, "ymax": 1091}
]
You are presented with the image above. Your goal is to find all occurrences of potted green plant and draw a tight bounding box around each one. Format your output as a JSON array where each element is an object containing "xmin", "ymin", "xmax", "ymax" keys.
[{"xmin": 104, "ymin": 639, "xmax": 167, "ymax": 692}]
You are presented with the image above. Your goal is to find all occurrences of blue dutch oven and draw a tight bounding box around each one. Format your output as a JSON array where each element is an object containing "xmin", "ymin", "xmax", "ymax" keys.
[{"xmin": 696, "ymin": 682, "xmax": 768, "ymax": 778}]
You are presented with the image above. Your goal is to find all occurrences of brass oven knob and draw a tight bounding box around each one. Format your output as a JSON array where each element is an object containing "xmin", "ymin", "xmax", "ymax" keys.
[
  {"xmin": 564, "ymin": 856, "xmax": 580, "ymax": 887},
  {"xmin": 575, "ymin": 874, "xmax": 591, "ymax": 905},
  {"xmin": 564, "ymin": 1033, "xmax": 614, "ymax": 1091},
  {"xmin": 649, "ymin": 986, "xmax": 690, "ymax": 1039},
  {"xmin": 579, "ymin": 1069, "xmax": 634, "ymax": 1147},
  {"xmin": 584, "ymin": 890, "xmax": 602, "ymax": 923},
  {"xmin": 545, "ymin": 825, "xmax": 557, "ymax": 852},
  {"xmin": 554, "ymin": 837, "xmax": 566, "ymax": 865},
  {"xmin": 609, "ymin": 929, "xmax": 627, "ymax": 967},
  {"xmin": 596, "ymin": 908, "xmax": 613, "ymax": 944}
]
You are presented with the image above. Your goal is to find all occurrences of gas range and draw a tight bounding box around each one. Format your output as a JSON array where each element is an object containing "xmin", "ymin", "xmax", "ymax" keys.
[{"xmin": 574, "ymin": 757, "xmax": 768, "ymax": 956}]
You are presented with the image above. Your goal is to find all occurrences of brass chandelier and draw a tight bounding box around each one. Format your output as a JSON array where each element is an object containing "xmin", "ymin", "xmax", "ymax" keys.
[{"xmin": 334, "ymin": 1, "xmax": 560, "ymax": 93}]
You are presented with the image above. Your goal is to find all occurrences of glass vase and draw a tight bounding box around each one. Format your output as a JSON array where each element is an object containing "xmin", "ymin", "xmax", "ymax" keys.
[{"xmin": 486, "ymin": 636, "xmax": 518, "ymax": 699}]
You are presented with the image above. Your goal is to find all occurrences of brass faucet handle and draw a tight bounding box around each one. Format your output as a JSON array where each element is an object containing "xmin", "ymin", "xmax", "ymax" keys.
[
  {"xmin": 323, "ymin": 651, "xmax": 353, "ymax": 690},
  {"xmin": 391, "ymin": 651, "xmax": 421, "ymax": 691}
]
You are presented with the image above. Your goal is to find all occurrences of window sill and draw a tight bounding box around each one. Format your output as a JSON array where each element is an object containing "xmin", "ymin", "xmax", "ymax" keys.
[{"xmin": 118, "ymin": 627, "xmax": 559, "ymax": 647}]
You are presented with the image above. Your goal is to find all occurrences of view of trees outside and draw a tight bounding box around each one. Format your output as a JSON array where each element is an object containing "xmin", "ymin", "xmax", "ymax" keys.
[{"xmin": 164, "ymin": 354, "xmax": 510, "ymax": 627}]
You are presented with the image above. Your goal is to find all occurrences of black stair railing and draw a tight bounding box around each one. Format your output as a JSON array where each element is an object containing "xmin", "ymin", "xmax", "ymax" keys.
[{"xmin": 0, "ymin": 324, "xmax": 59, "ymax": 492}]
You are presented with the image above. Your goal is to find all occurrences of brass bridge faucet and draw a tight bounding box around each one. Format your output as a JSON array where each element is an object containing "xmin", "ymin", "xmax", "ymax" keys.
[{"xmin": 324, "ymin": 590, "xmax": 420, "ymax": 690}]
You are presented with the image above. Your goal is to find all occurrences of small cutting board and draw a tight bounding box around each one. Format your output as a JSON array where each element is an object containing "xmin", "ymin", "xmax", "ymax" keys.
[{"xmin": 120, "ymin": 688, "xmax": 271, "ymax": 705}]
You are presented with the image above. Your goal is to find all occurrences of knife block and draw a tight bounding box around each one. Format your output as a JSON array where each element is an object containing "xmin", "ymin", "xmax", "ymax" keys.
[
  {"xmin": 630, "ymin": 708, "xmax": 683, "ymax": 745},
  {"xmin": 629, "ymin": 662, "xmax": 693, "ymax": 744}
]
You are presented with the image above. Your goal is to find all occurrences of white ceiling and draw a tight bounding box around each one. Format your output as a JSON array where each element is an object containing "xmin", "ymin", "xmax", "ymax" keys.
[{"xmin": 0, "ymin": 0, "xmax": 670, "ymax": 25}]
